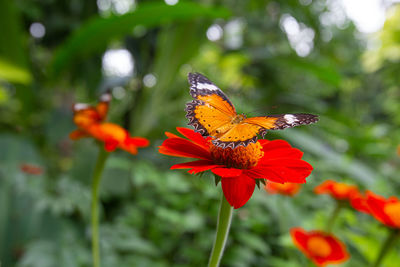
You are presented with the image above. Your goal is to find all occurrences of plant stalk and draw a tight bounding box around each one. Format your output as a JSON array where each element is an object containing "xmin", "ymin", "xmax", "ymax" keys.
[
  {"xmin": 207, "ymin": 193, "xmax": 233, "ymax": 267},
  {"xmin": 91, "ymin": 147, "xmax": 109, "ymax": 267},
  {"xmin": 325, "ymin": 201, "xmax": 343, "ymax": 233},
  {"xmin": 371, "ymin": 229, "xmax": 399, "ymax": 267}
]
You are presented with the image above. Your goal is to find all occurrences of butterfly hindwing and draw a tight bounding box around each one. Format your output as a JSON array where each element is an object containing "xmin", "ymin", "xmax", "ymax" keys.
[
  {"xmin": 212, "ymin": 122, "xmax": 262, "ymax": 149},
  {"xmin": 244, "ymin": 114, "xmax": 319, "ymax": 136}
]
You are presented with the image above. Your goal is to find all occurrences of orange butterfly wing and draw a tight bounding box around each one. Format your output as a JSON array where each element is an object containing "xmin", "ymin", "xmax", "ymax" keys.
[
  {"xmin": 186, "ymin": 73, "xmax": 237, "ymax": 137},
  {"xmin": 72, "ymin": 91, "xmax": 111, "ymax": 128}
]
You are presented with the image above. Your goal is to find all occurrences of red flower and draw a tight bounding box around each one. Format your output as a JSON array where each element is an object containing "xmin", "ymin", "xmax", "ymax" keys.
[
  {"xmin": 264, "ymin": 182, "xmax": 301, "ymax": 196},
  {"xmin": 314, "ymin": 180, "xmax": 360, "ymax": 201},
  {"xmin": 362, "ymin": 191, "xmax": 400, "ymax": 228},
  {"xmin": 70, "ymin": 92, "xmax": 149, "ymax": 154},
  {"xmin": 349, "ymin": 192, "xmax": 370, "ymax": 214},
  {"xmin": 159, "ymin": 127, "xmax": 313, "ymax": 209},
  {"xmin": 20, "ymin": 163, "xmax": 44, "ymax": 175},
  {"xmin": 290, "ymin": 227, "xmax": 349, "ymax": 267}
]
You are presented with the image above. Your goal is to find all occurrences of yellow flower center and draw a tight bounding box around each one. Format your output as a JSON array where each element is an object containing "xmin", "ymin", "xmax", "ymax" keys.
[
  {"xmin": 210, "ymin": 142, "xmax": 264, "ymax": 169},
  {"xmin": 333, "ymin": 183, "xmax": 352, "ymax": 197},
  {"xmin": 384, "ymin": 202, "xmax": 400, "ymax": 227},
  {"xmin": 307, "ymin": 236, "xmax": 332, "ymax": 258}
]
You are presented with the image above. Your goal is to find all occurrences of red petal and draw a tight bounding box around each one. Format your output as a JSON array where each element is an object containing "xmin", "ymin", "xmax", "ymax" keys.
[
  {"xmin": 261, "ymin": 139, "xmax": 292, "ymax": 150},
  {"xmin": 171, "ymin": 160, "xmax": 217, "ymax": 170},
  {"xmin": 221, "ymin": 175, "xmax": 256, "ymax": 209},
  {"xmin": 176, "ymin": 127, "xmax": 209, "ymax": 149},
  {"xmin": 211, "ymin": 168, "xmax": 243, "ymax": 177},
  {"xmin": 165, "ymin": 132, "xmax": 180, "ymax": 138},
  {"xmin": 104, "ymin": 139, "xmax": 119, "ymax": 152},
  {"xmin": 261, "ymin": 147, "xmax": 303, "ymax": 162},
  {"xmin": 170, "ymin": 160, "xmax": 220, "ymax": 174},
  {"xmin": 366, "ymin": 191, "xmax": 396, "ymax": 227},
  {"xmin": 248, "ymin": 159, "xmax": 312, "ymax": 183},
  {"xmin": 159, "ymin": 137, "xmax": 211, "ymax": 160},
  {"xmin": 126, "ymin": 137, "xmax": 150, "ymax": 147},
  {"xmin": 290, "ymin": 227, "xmax": 309, "ymax": 253}
]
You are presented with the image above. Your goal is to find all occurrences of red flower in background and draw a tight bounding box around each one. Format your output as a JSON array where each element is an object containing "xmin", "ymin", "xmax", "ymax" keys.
[
  {"xmin": 349, "ymin": 192, "xmax": 370, "ymax": 214},
  {"xmin": 264, "ymin": 182, "xmax": 301, "ymax": 196},
  {"xmin": 291, "ymin": 227, "xmax": 349, "ymax": 267},
  {"xmin": 70, "ymin": 91, "xmax": 149, "ymax": 154},
  {"xmin": 159, "ymin": 127, "xmax": 313, "ymax": 209},
  {"xmin": 360, "ymin": 191, "xmax": 400, "ymax": 228},
  {"xmin": 20, "ymin": 163, "xmax": 44, "ymax": 175},
  {"xmin": 314, "ymin": 180, "xmax": 360, "ymax": 201}
]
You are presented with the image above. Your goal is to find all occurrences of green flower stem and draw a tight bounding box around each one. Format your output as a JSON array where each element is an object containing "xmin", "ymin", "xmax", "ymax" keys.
[
  {"xmin": 208, "ymin": 193, "xmax": 233, "ymax": 267},
  {"xmin": 91, "ymin": 147, "xmax": 109, "ymax": 267},
  {"xmin": 325, "ymin": 201, "xmax": 343, "ymax": 233},
  {"xmin": 372, "ymin": 228, "xmax": 400, "ymax": 267}
]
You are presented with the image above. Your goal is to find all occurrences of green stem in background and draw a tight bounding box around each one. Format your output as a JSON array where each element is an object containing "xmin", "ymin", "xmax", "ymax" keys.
[
  {"xmin": 371, "ymin": 229, "xmax": 399, "ymax": 267},
  {"xmin": 91, "ymin": 147, "xmax": 109, "ymax": 267},
  {"xmin": 325, "ymin": 201, "xmax": 343, "ymax": 233},
  {"xmin": 207, "ymin": 193, "xmax": 233, "ymax": 267}
]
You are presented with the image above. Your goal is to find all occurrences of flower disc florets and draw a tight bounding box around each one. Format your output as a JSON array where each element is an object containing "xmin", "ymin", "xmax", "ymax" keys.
[{"xmin": 210, "ymin": 142, "xmax": 263, "ymax": 169}]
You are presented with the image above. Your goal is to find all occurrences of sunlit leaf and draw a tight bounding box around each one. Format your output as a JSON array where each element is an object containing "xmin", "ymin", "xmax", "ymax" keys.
[
  {"xmin": 51, "ymin": 2, "xmax": 230, "ymax": 76},
  {"xmin": 0, "ymin": 58, "xmax": 32, "ymax": 85}
]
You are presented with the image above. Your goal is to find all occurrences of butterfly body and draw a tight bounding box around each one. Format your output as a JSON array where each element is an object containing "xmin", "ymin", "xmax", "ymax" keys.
[{"xmin": 186, "ymin": 73, "xmax": 319, "ymax": 149}]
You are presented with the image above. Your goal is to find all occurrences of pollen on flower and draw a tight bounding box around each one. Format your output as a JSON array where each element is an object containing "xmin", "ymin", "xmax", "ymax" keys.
[
  {"xmin": 307, "ymin": 236, "xmax": 332, "ymax": 258},
  {"xmin": 210, "ymin": 141, "xmax": 263, "ymax": 169},
  {"xmin": 384, "ymin": 202, "xmax": 400, "ymax": 227},
  {"xmin": 333, "ymin": 183, "xmax": 353, "ymax": 198}
]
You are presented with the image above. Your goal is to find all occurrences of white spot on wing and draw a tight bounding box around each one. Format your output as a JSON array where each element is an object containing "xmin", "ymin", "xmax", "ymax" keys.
[
  {"xmin": 100, "ymin": 93, "xmax": 111, "ymax": 102},
  {"xmin": 74, "ymin": 103, "xmax": 90, "ymax": 111},
  {"xmin": 196, "ymin": 83, "xmax": 219, "ymax": 91},
  {"xmin": 284, "ymin": 114, "xmax": 298, "ymax": 124}
]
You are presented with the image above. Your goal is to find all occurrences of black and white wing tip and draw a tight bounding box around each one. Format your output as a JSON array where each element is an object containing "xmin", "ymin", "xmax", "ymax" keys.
[{"xmin": 272, "ymin": 113, "xmax": 319, "ymax": 130}]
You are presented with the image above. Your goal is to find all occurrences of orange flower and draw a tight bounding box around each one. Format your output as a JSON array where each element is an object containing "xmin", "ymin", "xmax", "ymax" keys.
[
  {"xmin": 290, "ymin": 227, "xmax": 349, "ymax": 267},
  {"xmin": 397, "ymin": 145, "xmax": 400, "ymax": 157},
  {"xmin": 264, "ymin": 182, "xmax": 301, "ymax": 196},
  {"xmin": 314, "ymin": 180, "xmax": 360, "ymax": 201},
  {"xmin": 363, "ymin": 191, "xmax": 400, "ymax": 228},
  {"xmin": 70, "ymin": 92, "xmax": 149, "ymax": 154},
  {"xmin": 20, "ymin": 163, "xmax": 44, "ymax": 175}
]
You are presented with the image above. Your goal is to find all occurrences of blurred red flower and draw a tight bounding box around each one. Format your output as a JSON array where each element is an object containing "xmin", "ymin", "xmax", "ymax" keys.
[
  {"xmin": 264, "ymin": 182, "xmax": 301, "ymax": 196},
  {"xmin": 314, "ymin": 180, "xmax": 360, "ymax": 201},
  {"xmin": 349, "ymin": 192, "xmax": 370, "ymax": 214},
  {"xmin": 360, "ymin": 191, "xmax": 400, "ymax": 228},
  {"xmin": 290, "ymin": 227, "xmax": 349, "ymax": 267},
  {"xmin": 159, "ymin": 127, "xmax": 313, "ymax": 209},
  {"xmin": 70, "ymin": 92, "xmax": 149, "ymax": 154},
  {"xmin": 20, "ymin": 163, "xmax": 44, "ymax": 175}
]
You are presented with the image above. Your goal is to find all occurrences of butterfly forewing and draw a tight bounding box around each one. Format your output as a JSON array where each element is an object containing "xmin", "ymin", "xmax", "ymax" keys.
[{"xmin": 186, "ymin": 73, "xmax": 237, "ymax": 137}]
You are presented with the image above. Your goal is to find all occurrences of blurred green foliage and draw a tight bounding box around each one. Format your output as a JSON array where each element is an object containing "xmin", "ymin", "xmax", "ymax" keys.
[{"xmin": 1, "ymin": 0, "xmax": 400, "ymax": 266}]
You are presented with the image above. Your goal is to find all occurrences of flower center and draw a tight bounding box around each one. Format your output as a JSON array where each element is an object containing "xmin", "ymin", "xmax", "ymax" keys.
[
  {"xmin": 333, "ymin": 183, "xmax": 353, "ymax": 198},
  {"xmin": 210, "ymin": 142, "xmax": 263, "ymax": 169},
  {"xmin": 307, "ymin": 236, "xmax": 332, "ymax": 258},
  {"xmin": 384, "ymin": 202, "xmax": 400, "ymax": 227}
]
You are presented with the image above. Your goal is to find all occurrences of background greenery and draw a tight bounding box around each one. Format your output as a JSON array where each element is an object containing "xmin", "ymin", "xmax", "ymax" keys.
[{"xmin": 1, "ymin": 0, "xmax": 400, "ymax": 266}]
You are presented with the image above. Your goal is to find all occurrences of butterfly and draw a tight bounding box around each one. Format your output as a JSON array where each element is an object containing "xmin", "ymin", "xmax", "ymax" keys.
[
  {"xmin": 72, "ymin": 91, "xmax": 111, "ymax": 128},
  {"xmin": 69, "ymin": 91, "xmax": 111, "ymax": 140},
  {"xmin": 185, "ymin": 73, "xmax": 319, "ymax": 149}
]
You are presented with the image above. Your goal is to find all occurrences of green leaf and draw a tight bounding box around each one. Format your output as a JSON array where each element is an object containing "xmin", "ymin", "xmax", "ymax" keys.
[
  {"xmin": 0, "ymin": 58, "xmax": 32, "ymax": 85},
  {"xmin": 51, "ymin": 2, "xmax": 231, "ymax": 76}
]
